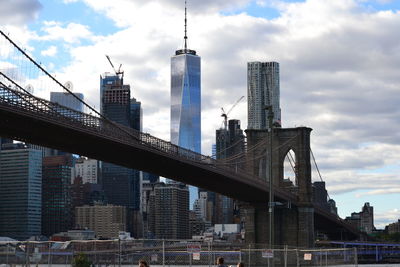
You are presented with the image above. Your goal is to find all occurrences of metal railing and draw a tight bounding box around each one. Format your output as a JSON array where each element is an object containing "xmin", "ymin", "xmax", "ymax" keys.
[{"xmin": 0, "ymin": 240, "xmax": 359, "ymax": 267}]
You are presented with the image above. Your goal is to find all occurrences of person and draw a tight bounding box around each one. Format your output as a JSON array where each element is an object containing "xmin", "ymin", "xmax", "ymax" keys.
[
  {"xmin": 138, "ymin": 260, "xmax": 148, "ymax": 267},
  {"xmin": 237, "ymin": 262, "xmax": 244, "ymax": 267},
  {"xmin": 216, "ymin": 257, "xmax": 227, "ymax": 267}
]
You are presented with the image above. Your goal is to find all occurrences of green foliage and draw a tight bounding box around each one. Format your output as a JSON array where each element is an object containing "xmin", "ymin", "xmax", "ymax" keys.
[
  {"xmin": 373, "ymin": 232, "xmax": 400, "ymax": 242},
  {"xmin": 72, "ymin": 253, "xmax": 91, "ymax": 267}
]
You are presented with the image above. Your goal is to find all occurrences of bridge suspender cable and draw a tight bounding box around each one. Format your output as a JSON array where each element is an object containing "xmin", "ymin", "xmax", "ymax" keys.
[
  {"xmin": 310, "ymin": 148, "xmax": 330, "ymax": 200},
  {"xmin": 0, "ymin": 30, "xmax": 139, "ymax": 142}
]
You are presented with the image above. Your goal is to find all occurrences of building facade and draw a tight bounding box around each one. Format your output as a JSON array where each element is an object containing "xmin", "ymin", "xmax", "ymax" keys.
[
  {"xmin": 247, "ymin": 61, "xmax": 281, "ymax": 130},
  {"xmin": 345, "ymin": 202, "xmax": 374, "ymax": 234},
  {"xmin": 73, "ymin": 157, "xmax": 98, "ymax": 184},
  {"xmin": 41, "ymin": 155, "xmax": 73, "ymax": 237},
  {"xmin": 0, "ymin": 144, "xmax": 42, "ymax": 240},
  {"xmin": 75, "ymin": 204, "xmax": 126, "ymax": 239},
  {"xmin": 171, "ymin": 46, "xmax": 201, "ymax": 205},
  {"xmin": 148, "ymin": 182, "xmax": 189, "ymax": 239}
]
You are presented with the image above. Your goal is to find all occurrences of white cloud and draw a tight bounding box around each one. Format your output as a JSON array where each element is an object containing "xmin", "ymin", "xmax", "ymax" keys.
[
  {"xmin": 41, "ymin": 46, "xmax": 58, "ymax": 57},
  {"xmin": 38, "ymin": 22, "xmax": 96, "ymax": 44},
  {"xmin": 0, "ymin": 0, "xmax": 42, "ymax": 26}
]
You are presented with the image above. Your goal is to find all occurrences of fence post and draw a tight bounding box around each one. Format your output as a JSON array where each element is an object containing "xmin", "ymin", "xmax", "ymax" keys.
[
  {"xmin": 6, "ymin": 242, "xmax": 9, "ymax": 266},
  {"xmin": 284, "ymin": 245, "xmax": 288, "ymax": 267},
  {"xmin": 354, "ymin": 247, "xmax": 358, "ymax": 267},
  {"xmin": 248, "ymin": 244, "xmax": 251, "ymax": 267},
  {"xmin": 320, "ymin": 249, "xmax": 322, "ymax": 267},
  {"xmin": 296, "ymin": 249, "xmax": 299, "ymax": 267},
  {"xmin": 162, "ymin": 240, "xmax": 165, "ymax": 267},
  {"xmin": 325, "ymin": 250, "xmax": 328, "ymax": 267},
  {"xmin": 48, "ymin": 242, "xmax": 52, "ymax": 267}
]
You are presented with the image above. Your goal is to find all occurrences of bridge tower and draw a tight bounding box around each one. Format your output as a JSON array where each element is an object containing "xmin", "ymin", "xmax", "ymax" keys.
[{"xmin": 243, "ymin": 127, "xmax": 314, "ymax": 248}]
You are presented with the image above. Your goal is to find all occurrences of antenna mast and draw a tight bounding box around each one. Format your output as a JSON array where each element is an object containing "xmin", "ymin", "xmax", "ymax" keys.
[{"xmin": 184, "ymin": 0, "xmax": 188, "ymax": 51}]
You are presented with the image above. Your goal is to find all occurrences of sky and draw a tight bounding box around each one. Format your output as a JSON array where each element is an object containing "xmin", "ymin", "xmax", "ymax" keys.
[{"xmin": 1, "ymin": 0, "xmax": 400, "ymax": 229}]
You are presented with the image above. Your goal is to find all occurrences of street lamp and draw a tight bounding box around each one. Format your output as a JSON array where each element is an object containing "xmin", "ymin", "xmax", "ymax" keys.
[{"xmin": 265, "ymin": 106, "xmax": 274, "ymax": 250}]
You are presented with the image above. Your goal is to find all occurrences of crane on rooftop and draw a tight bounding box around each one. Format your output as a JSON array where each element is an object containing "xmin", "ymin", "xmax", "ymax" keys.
[
  {"xmin": 105, "ymin": 55, "xmax": 124, "ymax": 82},
  {"xmin": 221, "ymin": 96, "xmax": 245, "ymax": 130}
]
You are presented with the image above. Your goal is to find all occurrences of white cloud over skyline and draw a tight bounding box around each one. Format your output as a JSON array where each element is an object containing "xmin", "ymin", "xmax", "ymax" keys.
[{"xmin": 1, "ymin": 0, "xmax": 399, "ymax": 226}]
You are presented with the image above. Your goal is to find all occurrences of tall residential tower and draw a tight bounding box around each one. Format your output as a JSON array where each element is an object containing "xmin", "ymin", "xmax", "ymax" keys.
[
  {"xmin": 170, "ymin": 1, "xmax": 201, "ymax": 205},
  {"xmin": 247, "ymin": 62, "xmax": 281, "ymax": 129}
]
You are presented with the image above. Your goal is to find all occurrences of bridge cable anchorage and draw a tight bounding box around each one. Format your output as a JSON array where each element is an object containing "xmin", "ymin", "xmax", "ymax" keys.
[
  {"xmin": 0, "ymin": 29, "xmax": 140, "ymax": 143},
  {"xmin": 310, "ymin": 147, "xmax": 330, "ymax": 200}
]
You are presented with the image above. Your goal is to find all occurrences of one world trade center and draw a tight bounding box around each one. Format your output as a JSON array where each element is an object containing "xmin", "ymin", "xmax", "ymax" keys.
[{"xmin": 170, "ymin": 1, "xmax": 201, "ymax": 206}]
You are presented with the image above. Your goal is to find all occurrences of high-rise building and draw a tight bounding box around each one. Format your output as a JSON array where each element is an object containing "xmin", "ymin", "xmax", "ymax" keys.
[
  {"xmin": 148, "ymin": 182, "xmax": 189, "ymax": 239},
  {"xmin": 213, "ymin": 120, "xmax": 245, "ymax": 224},
  {"xmin": 0, "ymin": 143, "xmax": 42, "ymax": 240},
  {"xmin": 47, "ymin": 91, "xmax": 84, "ymax": 157},
  {"xmin": 100, "ymin": 73, "xmax": 142, "ymax": 237},
  {"xmin": 50, "ymin": 91, "xmax": 84, "ymax": 112},
  {"xmin": 75, "ymin": 204, "xmax": 126, "ymax": 239},
  {"xmin": 73, "ymin": 157, "xmax": 99, "ymax": 184},
  {"xmin": 247, "ymin": 62, "xmax": 281, "ymax": 130},
  {"xmin": 100, "ymin": 73, "xmax": 139, "ymax": 210},
  {"xmin": 42, "ymin": 155, "xmax": 73, "ymax": 237},
  {"xmin": 170, "ymin": 2, "xmax": 201, "ymax": 206}
]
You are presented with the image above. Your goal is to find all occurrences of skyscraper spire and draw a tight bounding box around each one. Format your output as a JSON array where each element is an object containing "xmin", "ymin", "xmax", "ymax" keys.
[{"xmin": 184, "ymin": 0, "xmax": 187, "ymax": 51}]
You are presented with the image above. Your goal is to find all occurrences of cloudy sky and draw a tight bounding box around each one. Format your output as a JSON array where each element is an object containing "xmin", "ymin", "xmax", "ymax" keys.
[{"xmin": 1, "ymin": 0, "xmax": 400, "ymax": 228}]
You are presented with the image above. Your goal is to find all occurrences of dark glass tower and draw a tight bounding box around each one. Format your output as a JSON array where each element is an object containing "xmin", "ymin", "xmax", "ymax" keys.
[
  {"xmin": 170, "ymin": 2, "xmax": 201, "ymax": 206},
  {"xmin": 100, "ymin": 74, "xmax": 140, "ymax": 211}
]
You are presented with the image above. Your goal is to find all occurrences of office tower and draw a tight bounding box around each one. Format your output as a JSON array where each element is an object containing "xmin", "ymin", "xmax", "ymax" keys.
[
  {"xmin": 42, "ymin": 154, "xmax": 73, "ymax": 237},
  {"xmin": 214, "ymin": 119, "xmax": 245, "ymax": 224},
  {"xmin": 148, "ymin": 182, "xmax": 189, "ymax": 239},
  {"xmin": 100, "ymin": 73, "xmax": 142, "ymax": 237},
  {"xmin": 50, "ymin": 91, "xmax": 84, "ymax": 112},
  {"xmin": 75, "ymin": 204, "xmax": 126, "ymax": 239},
  {"xmin": 170, "ymin": 2, "xmax": 201, "ymax": 206},
  {"xmin": 247, "ymin": 62, "xmax": 281, "ymax": 129},
  {"xmin": 73, "ymin": 157, "xmax": 99, "ymax": 184},
  {"xmin": 100, "ymin": 73, "xmax": 137, "ymax": 209},
  {"xmin": 0, "ymin": 143, "xmax": 42, "ymax": 240}
]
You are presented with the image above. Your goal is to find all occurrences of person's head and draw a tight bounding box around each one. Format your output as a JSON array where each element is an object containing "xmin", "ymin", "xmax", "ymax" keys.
[
  {"xmin": 217, "ymin": 257, "xmax": 224, "ymax": 265},
  {"xmin": 237, "ymin": 262, "xmax": 244, "ymax": 267},
  {"xmin": 139, "ymin": 260, "xmax": 148, "ymax": 267}
]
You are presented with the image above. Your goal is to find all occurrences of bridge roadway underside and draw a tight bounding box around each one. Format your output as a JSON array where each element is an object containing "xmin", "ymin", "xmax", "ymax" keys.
[
  {"xmin": 0, "ymin": 107, "xmax": 360, "ymax": 243},
  {"xmin": 0, "ymin": 108, "xmax": 272, "ymax": 204}
]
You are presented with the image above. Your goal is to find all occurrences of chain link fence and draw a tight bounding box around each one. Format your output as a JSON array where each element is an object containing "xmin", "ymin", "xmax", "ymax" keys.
[{"xmin": 0, "ymin": 240, "xmax": 358, "ymax": 267}]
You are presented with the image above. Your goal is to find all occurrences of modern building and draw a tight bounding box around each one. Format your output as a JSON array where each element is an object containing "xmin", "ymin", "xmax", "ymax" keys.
[
  {"xmin": 212, "ymin": 119, "xmax": 245, "ymax": 224},
  {"xmin": 100, "ymin": 73, "xmax": 140, "ymax": 211},
  {"xmin": 75, "ymin": 204, "xmax": 126, "ymax": 239},
  {"xmin": 42, "ymin": 154, "xmax": 73, "ymax": 237},
  {"xmin": 247, "ymin": 61, "xmax": 281, "ymax": 130},
  {"xmin": 170, "ymin": 4, "xmax": 201, "ymax": 206},
  {"xmin": 0, "ymin": 143, "xmax": 42, "ymax": 240},
  {"xmin": 50, "ymin": 91, "xmax": 84, "ymax": 112},
  {"xmin": 73, "ymin": 157, "xmax": 99, "ymax": 184},
  {"xmin": 148, "ymin": 182, "xmax": 189, "ymax": 239}
]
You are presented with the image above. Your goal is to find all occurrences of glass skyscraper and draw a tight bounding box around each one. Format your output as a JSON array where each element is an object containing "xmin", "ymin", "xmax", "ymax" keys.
[
  {"xmin": 247, "ymin": 61, "xmax": 281, "ymax": 130},
  {"xmin": 0, "ymin": 143, "xmax": 42, "ymax": 240},
  {"xmin": 170, "ymin": 47, "xmax": 201, "ymax": 206}
]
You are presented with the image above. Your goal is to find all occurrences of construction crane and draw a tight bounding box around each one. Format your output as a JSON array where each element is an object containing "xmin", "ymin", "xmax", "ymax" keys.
[
  {"xmin": 221, "ymin": 96, "xmax": 245, "ymax": 130},
  {"xmin": 105, "ymin": 55, "xmax": 124, "ymax": 82}
]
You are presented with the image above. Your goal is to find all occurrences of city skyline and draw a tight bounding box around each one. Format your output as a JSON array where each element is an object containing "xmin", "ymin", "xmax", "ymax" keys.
[{"xmin": 1, "ymin": 0, "xmax": 399, "ymax": 228}]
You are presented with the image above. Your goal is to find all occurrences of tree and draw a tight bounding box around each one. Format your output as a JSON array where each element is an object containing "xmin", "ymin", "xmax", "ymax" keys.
[{"xmin": 72, "ymin": 253, "xmax": 91, "ymax": 267}]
